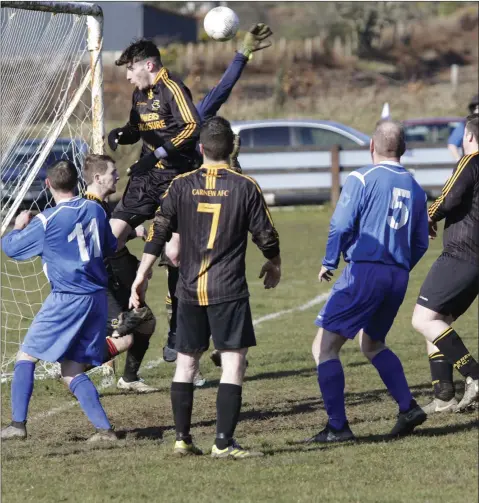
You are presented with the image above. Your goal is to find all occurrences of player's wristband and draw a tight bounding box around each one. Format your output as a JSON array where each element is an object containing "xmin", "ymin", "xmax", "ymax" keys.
[{"xmin": 154, "ymin": 146, "xmax": 168, "ymax": 159}]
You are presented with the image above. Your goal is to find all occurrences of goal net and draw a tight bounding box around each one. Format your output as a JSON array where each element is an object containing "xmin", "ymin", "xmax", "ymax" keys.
[{"xmin": 1, "ymin": 1, "xmax": 104, "ymax": 380}]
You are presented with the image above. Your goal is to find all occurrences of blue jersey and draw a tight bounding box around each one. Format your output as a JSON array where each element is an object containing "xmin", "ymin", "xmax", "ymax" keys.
[
  {"xmin": 1, "ymin": 197, "xmax": 117, "ymax": 294},
  {"xmin": 323, "ymin": 162, "xmax": 429, "ymax": 271}
]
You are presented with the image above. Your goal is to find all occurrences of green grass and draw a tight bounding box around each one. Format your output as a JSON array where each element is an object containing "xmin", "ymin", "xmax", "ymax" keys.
[{"xmin": 1, "ymin": 206, "xmax": 478, "ymax": 503}]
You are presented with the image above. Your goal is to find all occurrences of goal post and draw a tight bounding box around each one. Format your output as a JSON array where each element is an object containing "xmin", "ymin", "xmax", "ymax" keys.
[{"xmin": 1, "ymin": 1, "xmax": 104, "ymax": 380}]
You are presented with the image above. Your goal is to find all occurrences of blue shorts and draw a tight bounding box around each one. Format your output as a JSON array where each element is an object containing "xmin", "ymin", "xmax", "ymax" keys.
[
  {"xmin": 21, "ymin": 291, "xmax": 108, "ymax": 366},
  {"xmin": 315, "ymin": 262, "xmax": 409, "ymax": 341}
]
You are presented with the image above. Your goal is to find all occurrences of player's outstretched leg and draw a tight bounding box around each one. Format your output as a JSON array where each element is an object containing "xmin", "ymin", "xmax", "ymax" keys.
[
  {"xmin": 359, "ymin": 332, "xmax": 426, "ymax": 437},
  {"xmin": 306, "ymin": 329, "xmax": 355, "ymax": 444},
  {"xmin": 171, "ymin": 352, "xmax": 203, "ymax": 456},
  {"xmin": 62, "ymin": 360, "xmax": 117, "ymax": 442},
  {"xmin": 1, "ymin": 353, "xmax": 38, "ymax": 440},
  {"xmin": 163, "ymin": 266, "xmax": 179, "ymax": 363},
  {"xmin": 413, "ymin": 305, "xmax": 479, "ymax": 412},
  {"xmin": 211, "ymin": 349, "xmax": 263, "ymax": 458}
]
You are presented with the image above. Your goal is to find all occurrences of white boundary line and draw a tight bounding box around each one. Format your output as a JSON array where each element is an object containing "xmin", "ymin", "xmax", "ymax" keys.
[{"xmin": 29, "ymin": 291, "xmax": 330, "ymax": 423}]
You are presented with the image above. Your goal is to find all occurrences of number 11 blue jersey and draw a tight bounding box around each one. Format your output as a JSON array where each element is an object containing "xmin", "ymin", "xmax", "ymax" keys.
[{"xmin": 1, "ymin": 196, "xmax": 117, "ymax": 294}]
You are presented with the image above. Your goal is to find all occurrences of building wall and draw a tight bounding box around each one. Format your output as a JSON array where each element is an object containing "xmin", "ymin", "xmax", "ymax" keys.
[
  {"xmin": 143, "ymin": 6, "xmax": 198, "ymax": 45},
  {"xmin": 96, "ymin": 2, "xmax": 144, "ymax": 52}
]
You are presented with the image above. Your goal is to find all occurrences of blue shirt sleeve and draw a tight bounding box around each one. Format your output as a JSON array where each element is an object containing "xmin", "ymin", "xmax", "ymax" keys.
[
  {"xmin": 1, "ymin": 216, "xmax": 45, "ymax": 260},
  {"xmin": 323, "ymin": 174, "xmax": 364, "ymax": 270},
  {"xmin": 410, "ymin": 193, "xmax": 429, "ymax": 270},
  {"xmin": 196, "ymin": 53, "xmax": 248, "ymax": 122},
  {"xmin": 448, "ymin": 123, "xmax": 465, "ymax": 147}
]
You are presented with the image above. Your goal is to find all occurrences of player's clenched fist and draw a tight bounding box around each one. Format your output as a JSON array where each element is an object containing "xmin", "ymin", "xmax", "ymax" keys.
[
  {"xmin": 14, "ymin": 210, "xmax": 33, "ymax": 230},
  {"xmin": 107, "ymin": 127, "xmax": 125, "ymax": 151}
]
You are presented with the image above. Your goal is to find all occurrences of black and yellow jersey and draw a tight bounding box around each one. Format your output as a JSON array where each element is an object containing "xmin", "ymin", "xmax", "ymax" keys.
[
  {"xmin": 144, "ymin": 164, "xmax": 280, "ymax": 305},
  {"xmin": 429, "ymin": 152, "xmax": 479, "ymax": 265},
  {"xmin": 84, "ymin": 191, "xmax": 139, "ymax": 309},
  {"xmin": 120, "ymin": 67, "xmax": 201, "ymax": 173},
  {"xmin": 84, "ymin": 191, "xmax": 112, "ymax": 219}
]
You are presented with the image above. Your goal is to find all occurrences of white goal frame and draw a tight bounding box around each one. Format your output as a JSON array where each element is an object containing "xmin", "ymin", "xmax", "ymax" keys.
[{"xmin": 0, "ymin": 1, "xmax": 105, "ymax": 235}]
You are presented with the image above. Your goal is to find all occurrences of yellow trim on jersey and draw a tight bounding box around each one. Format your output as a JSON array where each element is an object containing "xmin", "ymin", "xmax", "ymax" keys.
[
  {"xmin": 160, "ymin": 71, "xmax": 197, "ymax": 148},
  {"xmin": 428, "ymin": 153, "xmax": 477, "ymax": 217},
  {"xmin": 146, "ymin": 223, "xmax": 155, "ymax": 243},
  {"xmin": 433, "ymin": 327, "xmax": 453, "ymax": 345},
  {"xmin": 205, "ymin": 167, "xmax": 218, "ymax": 190},
  {"xmin": 84, "ymin": 192, "xmax": 103, "ymax": 204},
  {"xmin": 152, "ymin": 67, "xmax": 167, "ymax": 86},
  {"xmin": 197, "ymin": 256, "xmax": 210, "ymax": 305},
  {"xmin": 224, "ymin": 167, "xmax": 275, "ymax": 227},
  {"xmin": 161, "ymin": 167, "xmax": 203, "ymax": 200}
]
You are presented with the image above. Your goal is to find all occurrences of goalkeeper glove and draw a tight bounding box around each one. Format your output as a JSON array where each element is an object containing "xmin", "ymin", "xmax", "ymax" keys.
[
  {"xmin": 127, "ymin": 152, "xmax": 158, "ymax": 177},
  {"xmin": 230, "ymin": 134, "xmax": 242, "ymax": 173},
  {"xmin": 108, "ymin": 125, "xmax": 140, "ymax": 151},
  {"xmin": 240, "ymin": 23, "xmax": 273, "ymax": 59}
]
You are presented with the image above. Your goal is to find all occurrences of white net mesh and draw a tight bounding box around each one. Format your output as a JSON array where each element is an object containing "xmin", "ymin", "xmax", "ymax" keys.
[{"xmin": 1, "ymin": 3, "xmax": 103, "ymax": 380}]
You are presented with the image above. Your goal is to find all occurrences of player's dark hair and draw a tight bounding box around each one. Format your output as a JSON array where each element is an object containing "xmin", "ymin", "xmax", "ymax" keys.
[
  {"xmin": 200, "ymin": 116, "xmax": 234, "ymax": 162},
  {"xmin": 115, "ymin": 39, "xmax": 162, "ymax": 67},
  {"xmin": 46, "ymin": 160, "xmax": 78, "ymax": 191},
  {"xmin": 465, "ymin": 113, "xmax": 479, "ymax": 143},
  {"xmin": 83, "ymin": 154, "xmax": 115, "ymax": 185},
  {"xmin": 373, "ymin": 120, "xmax": 406, "ymax": 158}
]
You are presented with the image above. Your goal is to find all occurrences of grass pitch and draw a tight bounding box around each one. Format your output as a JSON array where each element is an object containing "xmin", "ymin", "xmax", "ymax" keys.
[{"xmin": 1, "ymin": 206, "xmax": 478, "ymax": 503}]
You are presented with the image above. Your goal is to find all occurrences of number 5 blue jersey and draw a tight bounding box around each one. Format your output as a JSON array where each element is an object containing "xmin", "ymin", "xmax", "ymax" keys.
[
  {"xmin": 323, "ymin": 162, "xmax": 429, "ymax": 271},
  {"xmin": 1, "ymin": 197, "xmax": 117, "ymax": 294}
]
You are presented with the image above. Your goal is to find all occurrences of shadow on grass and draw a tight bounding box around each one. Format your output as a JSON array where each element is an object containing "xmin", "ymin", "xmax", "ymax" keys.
[{"xmin": 276, "ymin": 418, "xmax": 479, "ymax": 455}]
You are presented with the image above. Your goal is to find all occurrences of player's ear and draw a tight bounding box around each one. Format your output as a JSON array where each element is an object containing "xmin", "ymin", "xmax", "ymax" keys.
[
  {"xmin": 45, "ymin": 178, "xmax": 51, "ymax": 189},
  {"xmin": 199, "ymin": 143, "xmax": 205, "ymax": 156},
  {"xmin": 369, "ymin": 138, "xmax": 374, "ymax": 156}
]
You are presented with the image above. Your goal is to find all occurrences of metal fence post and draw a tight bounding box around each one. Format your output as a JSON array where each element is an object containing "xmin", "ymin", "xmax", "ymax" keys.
[{"xmin": 331, "ymin": 144, "xmax": 341, "ymax": 208}]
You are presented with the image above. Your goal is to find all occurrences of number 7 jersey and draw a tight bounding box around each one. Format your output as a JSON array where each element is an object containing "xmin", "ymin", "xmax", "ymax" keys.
[
  {"xmin": 1, "ymin": 197, "xmax": 118, "ymax": 294},
  {"xmin": 145, "ymin": 164, "xmax": 280, "ymax": 305}
]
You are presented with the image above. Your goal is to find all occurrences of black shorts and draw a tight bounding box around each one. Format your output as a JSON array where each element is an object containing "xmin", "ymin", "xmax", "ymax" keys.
[
  {"xmin": 176, "ymin": 298, "xmax": 256, "ymax": 353},
  {"xmin": 106, "ymin": 288, "xmax": 123, "ymax": 338},
  {"xmin": 111, "ymin": 170, "xmax": 175, "ymax": 228},
  {"xmin": 417, "ymin": 253, "xmax": 479, "ymax": 320}
]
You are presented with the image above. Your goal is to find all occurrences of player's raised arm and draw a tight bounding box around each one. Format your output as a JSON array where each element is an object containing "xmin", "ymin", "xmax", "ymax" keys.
[
  {"xmin": 247, "ymin": 181, "xmax": 281, "ymax": 289},
  {"xmin": 428, "ymin": 153, "xmax": 477, "ymax": 223},
  {"xmin": 1, "ymin": 211, "xmax": 45, "ymax": 260},
  {"xmin": 322, "ymin": 174, "xmax": 365, "ymax": 271},
  {"xmin": 197, "ymin": 24, "xmax": 273, "ymax": 121}
]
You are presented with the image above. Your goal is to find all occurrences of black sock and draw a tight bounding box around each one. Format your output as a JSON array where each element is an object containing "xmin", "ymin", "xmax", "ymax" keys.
[
  {"xmin": 429, "ymin": 351, "xmax": 455, "ymax": 401},
  {"xmin": 215, "ymin": 383, "xmax": 242, "ymax": 450},
  {"xmin": 433, "ymin": 328, "xmax": 479, "ymax": 380},
  {"xmin": 122, "ymin": 336, "xmax": 150, "ymax": 382},
  {"xmin": 171, "ymin": 382, "xmax": 194, "ymax": 441}
]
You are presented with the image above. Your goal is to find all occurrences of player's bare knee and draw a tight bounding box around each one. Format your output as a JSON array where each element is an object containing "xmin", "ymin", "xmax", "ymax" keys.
[
  {"xmin": 359, "ymin": 334, "xmax": 385, "ymax": 361},
  {"xmin": 16, "ymin": 351, "xmax": 38, "ymax": 364},
  {"xmin": 175, "ymin": 352, "xmax": 200, "ymax": 381},
  {"xmin": 314, "ymin": 329, "xmax": 344, "ymax": 363},
  {"xmin": 220, "ymin": 349, "xmax": 247, "ymax": 385}
]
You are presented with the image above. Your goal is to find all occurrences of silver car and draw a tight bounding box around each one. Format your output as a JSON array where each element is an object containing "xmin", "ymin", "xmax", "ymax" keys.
[{"xmin": 231, "ymin": 119, "xmax": 455, "ymax": 204}]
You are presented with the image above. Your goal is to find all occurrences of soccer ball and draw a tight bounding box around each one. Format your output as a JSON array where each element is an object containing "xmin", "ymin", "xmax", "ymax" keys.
[{"xmin": 203, "ymin": 7, "xmax": 239, "ymax": 42}]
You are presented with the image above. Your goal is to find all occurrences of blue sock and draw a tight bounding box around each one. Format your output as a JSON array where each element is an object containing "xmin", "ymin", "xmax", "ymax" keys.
[
  {"xmin": 11, "ymin": 360, "xmax": 36, "ymax": 423},
  {"xmin": 372, "ymin": 349, "xmax": 413, "ymax": 413},
  {"xmin": 317, "ymin": 359, "xmax": 347, "ymax": 430},
  {"xmin": 69, "ymin": 374, "xmax": 111, "ymax": 430}
]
